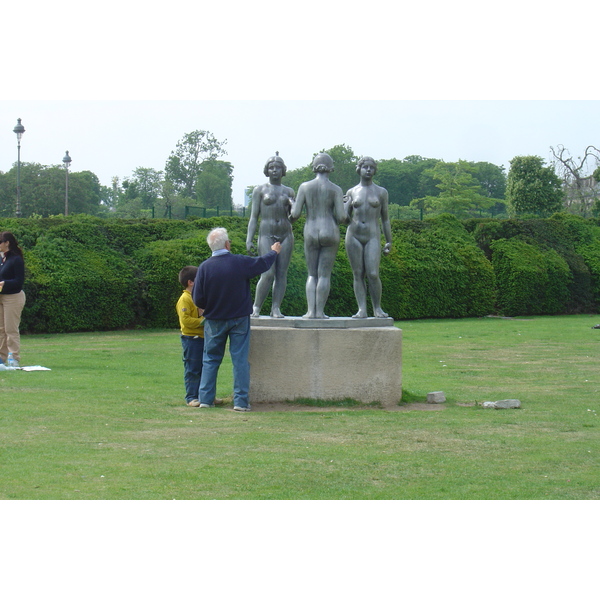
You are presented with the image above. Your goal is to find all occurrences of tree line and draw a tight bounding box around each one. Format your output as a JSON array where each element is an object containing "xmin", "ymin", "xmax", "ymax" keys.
[{"xmin": 1, "ymin": 129, "xmax": 598, "ymax": 219}]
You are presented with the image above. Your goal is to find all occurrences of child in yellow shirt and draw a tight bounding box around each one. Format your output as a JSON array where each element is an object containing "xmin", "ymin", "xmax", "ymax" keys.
[{"xmin": 176, "ymin": 266, "xmax": 205, "ymax": 407}]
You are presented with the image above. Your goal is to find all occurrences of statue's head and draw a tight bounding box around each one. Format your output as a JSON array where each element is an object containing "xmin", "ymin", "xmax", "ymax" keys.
[
  {"xmin": 312, "ymin": 152, "xmax": 334, "ymax": 174},
  {"xmin": 356, "ymin": 156, "xmax": 377, "ymax": 175},
  {"xmin": 264, "ymin": 152, "xmax": 287, "ymax": 177}
]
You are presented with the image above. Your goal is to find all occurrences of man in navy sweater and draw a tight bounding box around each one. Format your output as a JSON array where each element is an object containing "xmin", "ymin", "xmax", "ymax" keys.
[{"xmin": 192, "ymin": 227, "xmax": 281, "ymax": 411}]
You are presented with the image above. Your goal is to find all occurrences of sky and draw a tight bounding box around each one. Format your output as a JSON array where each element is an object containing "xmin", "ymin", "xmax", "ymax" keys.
[
  {"xmin": 2, "ymin": 1, "xmax": 598, "ymax": 595},
  {"xmin": 2, "ymin": 100, "xmax": 599, "ymax": 205}
]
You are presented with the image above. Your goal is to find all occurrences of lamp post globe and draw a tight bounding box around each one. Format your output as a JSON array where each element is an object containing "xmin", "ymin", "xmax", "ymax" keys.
[
  {"xmin": 13, "ymin": 118, "xmax": 25, "ymax": 218},
  {"xmin": 63, "ymin": 151, "xmax": 72, "ymax": 216}
]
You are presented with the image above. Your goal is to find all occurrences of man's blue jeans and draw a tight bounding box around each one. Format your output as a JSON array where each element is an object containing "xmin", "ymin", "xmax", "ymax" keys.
[
  {"xmin": 199, "ymin": 316, "xmax": 251, "ymax": 408},
  {"xmin": 181, "ymin": 335, "xmax": 204, "ymax": 403}
]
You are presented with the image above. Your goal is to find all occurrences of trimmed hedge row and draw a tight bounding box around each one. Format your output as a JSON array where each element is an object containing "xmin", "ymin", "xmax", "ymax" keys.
[
  {"xmin": 386, "ymin": 215, "xmax": 496, "ymax": 319},
  {"xmin": 468, "ymin": 213, "xmax": 600, "ymax": 315},
  {"xmin": 490, "ymin": 239, "xmax": 572, "ymax": 315},
  {"xmin": 1, "ymin": 213, "xmax": 599, "ymax": 334}
]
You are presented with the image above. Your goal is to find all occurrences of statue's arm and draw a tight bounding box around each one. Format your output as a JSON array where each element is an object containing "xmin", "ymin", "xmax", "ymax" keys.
[
  {"xmin": 246, "ymin": 186, "xmax": 262, "ymax": 252},
  {"xmin": 343, "ymin": 190, "xmax": 354, "ymax": 223},
  {"xmin": 286, "ymin": 186, "xmax": 295, "ymax": 217},
  {"xmin": 380, "ymin": 188, "xmax": 392, "ymax": 255},
  {"xmin": 289, "ymin": 185, "xmax": 305, "ymax": 223},
  {"xmin": 334, "ymin": 187, "xmax": 347, "ymax": 224}
]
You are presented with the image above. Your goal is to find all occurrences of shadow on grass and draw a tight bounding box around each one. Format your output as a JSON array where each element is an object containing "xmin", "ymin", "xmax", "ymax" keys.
[
  {"xmin": 285, "ymin": 389, "xmax": 435, "ymax": 409},
  {"xmin": 289, "ymin": 397, "xmax": 381, "ymax": 408},
  {"xmin": 400, "ymin": 389, "xmax": 428, "ymax": 404}
]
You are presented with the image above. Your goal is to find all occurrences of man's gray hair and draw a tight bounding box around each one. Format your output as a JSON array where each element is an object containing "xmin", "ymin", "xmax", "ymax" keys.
[{"xmin": 207, "ymin": 227, "xmax": 229, "ymax": 251}]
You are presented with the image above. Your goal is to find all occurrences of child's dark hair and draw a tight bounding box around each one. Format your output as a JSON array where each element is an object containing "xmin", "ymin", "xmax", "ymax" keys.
[{"xmin": 179, "ymin": 265, "xmax": 197, "ymax": 287}]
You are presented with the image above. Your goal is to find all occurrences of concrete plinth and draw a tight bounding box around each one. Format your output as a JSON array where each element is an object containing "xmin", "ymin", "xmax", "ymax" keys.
[{"xmin": 249, "ymin": 317, "xmax": 402, "ymax": 407}]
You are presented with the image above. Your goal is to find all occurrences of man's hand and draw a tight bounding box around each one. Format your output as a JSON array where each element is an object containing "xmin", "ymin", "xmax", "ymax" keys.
[{"xmin": 271, "ymin": 242, "xmax": 282, "ymax": 254}]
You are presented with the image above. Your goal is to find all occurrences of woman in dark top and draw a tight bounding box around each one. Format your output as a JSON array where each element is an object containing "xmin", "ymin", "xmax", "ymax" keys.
[{"xmin": 0, "ymin": 232, "xmax": 26, "ymax": 366}]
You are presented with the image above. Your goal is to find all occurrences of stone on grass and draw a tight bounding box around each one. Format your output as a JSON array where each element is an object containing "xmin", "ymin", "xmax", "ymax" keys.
[
  {"xmin": 427, "ymin": 391, "xmax": 446, "ymax": 404},
  {"xmin": 482, "ymin": 399, "xmax": 521, "ymax": 409}
]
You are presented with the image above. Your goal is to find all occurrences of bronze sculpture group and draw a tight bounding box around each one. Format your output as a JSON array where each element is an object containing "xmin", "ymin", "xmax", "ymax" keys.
[{"xmin": 246, "ymin": 152, "xmax": 393, "ymax": 319}]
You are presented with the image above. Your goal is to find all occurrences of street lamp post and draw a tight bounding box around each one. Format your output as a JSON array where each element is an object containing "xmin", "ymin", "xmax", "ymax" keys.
[
  {"xmin": 62, "ymin": 151, "xmax": 72, "ymax": 216},
  {"xmin": 13, "ymin": 118, "xmax": 25, "ymax": 218}
]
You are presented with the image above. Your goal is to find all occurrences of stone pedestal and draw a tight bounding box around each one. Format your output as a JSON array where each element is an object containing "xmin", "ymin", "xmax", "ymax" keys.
[{"xmin": 249, "ymin": 317, "xmax": 402, "ymax": 407}]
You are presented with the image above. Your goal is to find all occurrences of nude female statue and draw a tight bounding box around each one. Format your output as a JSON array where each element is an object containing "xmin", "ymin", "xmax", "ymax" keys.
[
  {"xmin": 344, "ymin": 156, "xmax": 393, "ymax": 318},
  {"xmin": 246, "ymin": 153, "xmax": 295, "ymax": 317},
  {"xmin": 289, "ymin": 152, "xmax": 346, "ymax": 319}
]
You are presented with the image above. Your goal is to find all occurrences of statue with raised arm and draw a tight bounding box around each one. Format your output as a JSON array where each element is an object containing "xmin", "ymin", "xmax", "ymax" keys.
[
  {"xmin": 246, "ymin": 153, "xmax": 295, "ymax": 318},
  {"xmin": 290, "ymin": 152, "xmax": 346, "ymax": 319},
  {"xmin": 344, "ymin": 156, "xmax": 393, "ymax": 318}
]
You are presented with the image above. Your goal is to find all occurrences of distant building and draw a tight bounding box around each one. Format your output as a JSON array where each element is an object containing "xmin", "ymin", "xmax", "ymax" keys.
[{"xmin": 243, "ymin": 187, "xmax": 252, "ymax": 207}]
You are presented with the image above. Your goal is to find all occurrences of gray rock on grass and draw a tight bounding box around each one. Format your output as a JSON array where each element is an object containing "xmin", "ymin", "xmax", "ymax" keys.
[
  {"xmin": 482, "ymin": 399, "xmax": 521, "ymax": 409},
  {"xmin": 427, "ymin": 391, "xmax": 446, "ymax": 404}
]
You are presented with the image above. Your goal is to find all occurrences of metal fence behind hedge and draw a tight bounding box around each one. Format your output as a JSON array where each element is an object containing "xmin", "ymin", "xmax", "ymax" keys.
[
  {"xmin": 184, "ymin": 206, "xmax": 247, "ymax": 219},
  {"xmin": 155, "ymin": 204, "xmax": 507, "ymax": 221}
]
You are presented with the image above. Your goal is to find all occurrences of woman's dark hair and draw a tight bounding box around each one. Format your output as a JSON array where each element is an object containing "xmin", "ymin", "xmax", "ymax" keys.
[{"xmin": 0, "ymin": 232, "xmax": 23, "ymax": 257}]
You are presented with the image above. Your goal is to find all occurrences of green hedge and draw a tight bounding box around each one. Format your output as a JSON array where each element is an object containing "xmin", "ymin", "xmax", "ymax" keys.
[
  {"xmin": 576, "ymin": 240, "xmax": 600, "ymax": 305},
  {"xmin": 491, "ymin": 239, "xmax": 572, "ymax": 316},
  {"xmin": 273, "ymin": 214, "xmax": 496, "ymax": 320},
  {"xmin": 386, "ymin": 216, "xmax": 496, "ymax": 319},
  {"xmin": 1, "ymin": 213, "xmax": 599, "ymax": 335},
  {"xmin": 469, "ymin": 214, "xmax": 600, "ymax": 313},
  {"xmin": 24, "ymin": 236, "xmax": 139, "ymax": 332}
]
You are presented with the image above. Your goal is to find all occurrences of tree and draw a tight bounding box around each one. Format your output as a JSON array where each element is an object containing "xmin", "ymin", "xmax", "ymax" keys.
[
  {"xmin": 323, "ymin": 144, "xmax": 360, "ymax": 193},
  {"xmin": 164, "ymin": 130, "xmax": 227, "ymax": 199},
  {"xmin": 196, "ymin": 160, "xmax": 233, "ymax": 210},
  {"xmin": 0, "ymin": 163, "xmax": 62, "ymax": 217},
  {"xmin": 551, "ymin": 145, "xmax": 600, "ymax": 217},
  {"xmin": 0, "ymin": 163, "xmax": 103, "ymax": 217},
  {"xmin": 592, "ymin": 167, "xmax": 600, "ymax": 217},
  {"xmin": 410, "ymin": 160, "xmax": 496, "ymax": 218},
  {"xmin": 374, "ymin": 158, "xmax": 406, "ymax": 204},
  {"xmin": 67, "ymin": 170, "xmax": 104, "ymax": 215},
  {"xmin": 0, "ymin": 169, "xmax": 16, "ymax": 217},
  {"xmin": 376, "ymin": 156, "xmax": 440, "ymax": 206},
  {"xmin": 469, "ymin": 161, "xmax": 506, "ymax": 199},
  {"xmin": 284, "ymin": 144, "xmax": 359, "ymax": 195},
  {"xmin": 102, "ymin": 176, "xmax": 121, "ymax": 212},
  {"xmin": 506, "ymin": 156, "xmax": 564, "ymax": 217},
  {"xmin": 113, "ymin": 196, "xmax": 146, "ymax": 218},
  {"xmin": 122, "ymin": 167, "xmax": 164, "ymax": 209},
  {"xmin": 160, "ymin": 179, "xmax": 176, "ymax": 218},
  {"xmin": 469, "ymin": 161, "xmax": 508, "ymax": 217}
]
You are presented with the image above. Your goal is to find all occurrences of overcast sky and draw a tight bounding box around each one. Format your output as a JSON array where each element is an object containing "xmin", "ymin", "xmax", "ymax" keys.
[{"xmin": 2, "ymin": 100, "xmax": 598, "ymax": 204}]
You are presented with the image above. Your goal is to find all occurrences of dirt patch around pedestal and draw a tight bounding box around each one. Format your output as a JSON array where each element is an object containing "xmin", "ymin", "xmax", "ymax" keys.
[{"xmin": 248, "ymin": 402, "xmax": 445, "ymax": 413}]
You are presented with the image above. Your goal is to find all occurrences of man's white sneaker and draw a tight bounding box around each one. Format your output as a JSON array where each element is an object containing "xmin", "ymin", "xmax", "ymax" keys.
[{"xmin": 233, "ymin": 406, "xmax": 251, "ymax": 412}]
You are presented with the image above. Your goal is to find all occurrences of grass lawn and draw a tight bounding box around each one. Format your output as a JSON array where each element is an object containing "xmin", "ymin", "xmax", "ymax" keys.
[{"xmin": 1, "ymin": 315, "xmax": 599, "ymax": 500}]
